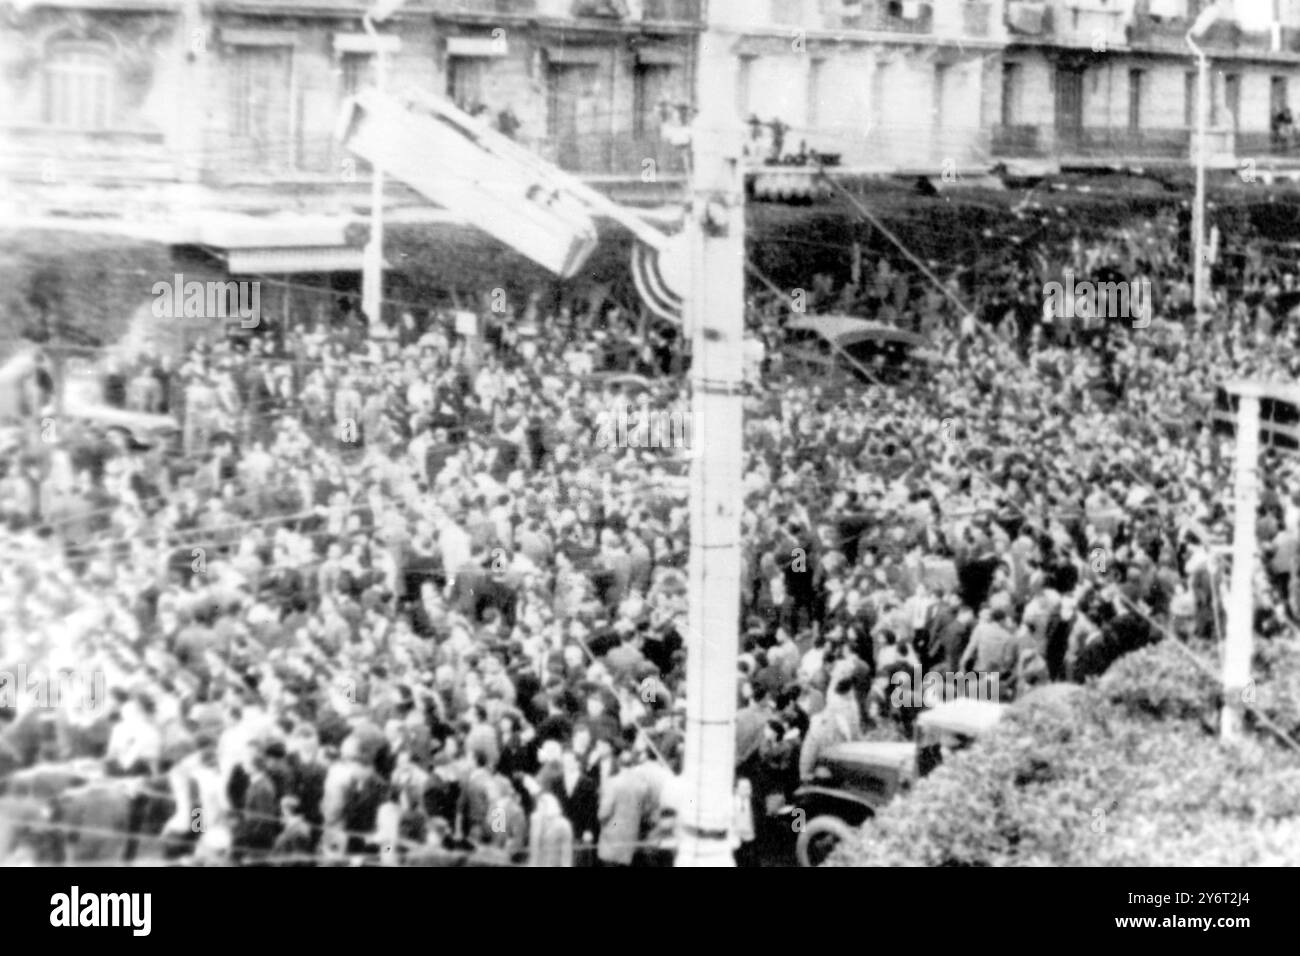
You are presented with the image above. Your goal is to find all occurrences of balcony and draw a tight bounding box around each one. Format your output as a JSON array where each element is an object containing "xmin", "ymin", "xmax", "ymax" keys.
[
  {"xmin": 1125, "ymin": 10, "xmax": 1190, "ymax": 53},
  {"xmin": 759, "ymin": 0, "xmax": 936, "ymax": 33},
  {"xmin": 426, "ymin": 0, "xmax": 537, "ymax": 13},
  {"xmin": 932, "ymin": 0, "xmax": 1003, "ymax": 40},
  {"xmin": 839, "ymin": 0, "xmax": 936, "ymax": 34},
  {"xmin": 521, "ymin": 131, "xmax": 690, "ymax": 178},
  {"xmin": 743, "ymin": 120, "xmax": 990, "ymax": 171},
  {"xmin": 990, "ymin": 123, "xmax": 1242, "ymax": 167},
  {"xmin": 641, "ymin": 0, "xmax": 703, "ymax": 23},
  {"xmin": 1051, "ymin": 3, "xmax": 1128, "ymax": 50},
  {"xmin": 743, "ymin": 0, "xmax": 1012, "ymax": 38},
  {"xmin": 0, "ymin": 125, "xmax": 178, "ymax": 185},
  {"xmin": 426, "ymin": 0, "xmax": 702, "ymax": 25}
]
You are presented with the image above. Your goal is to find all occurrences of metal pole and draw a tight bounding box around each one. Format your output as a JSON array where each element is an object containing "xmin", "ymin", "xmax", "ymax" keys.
[
  {"xmin": 676, "ymin": 23, "xmax": 745, "ymax": 869},
  {"xmin": 1223, "ymin": 391, "xmax": 1259, "ymax": 742},
  {"xmin": 1191, "ymin": 39, "xmax": 1209, "ymax": 315},
  {"xmin": 362, "ymin": 14, "xmax": 385, "ymax": 333}
]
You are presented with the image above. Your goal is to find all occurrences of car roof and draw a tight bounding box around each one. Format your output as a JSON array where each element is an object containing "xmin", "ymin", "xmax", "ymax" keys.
[
  {"xmin": 822, "ymin": 740, "xmax": 917, "ymax": 770},
  {"xmin": 916, "ymin": 698, "xmax": 1006, "ymax": 737}
]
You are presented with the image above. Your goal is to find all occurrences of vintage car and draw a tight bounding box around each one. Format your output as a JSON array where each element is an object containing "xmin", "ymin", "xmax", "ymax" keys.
[
  {"xmin": 0, "ymin": 348, "xmax": 181, "ymax": 455},
  {"xmin": 786, "ymin": 697, "xmax": 1006, "ymax": 867},
  {"xmin": 783, "ymin": 314, "xmax": 941, "ymax": 385}
]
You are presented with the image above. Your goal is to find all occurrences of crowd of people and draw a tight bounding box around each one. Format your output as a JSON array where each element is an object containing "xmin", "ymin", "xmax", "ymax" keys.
[{"xmin": 1, "ymin": 204, "xmax": 1298, "ymax": 866}]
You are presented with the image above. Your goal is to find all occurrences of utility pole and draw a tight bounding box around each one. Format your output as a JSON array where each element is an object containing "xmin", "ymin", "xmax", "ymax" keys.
[
  {"xmin": 1192, "ymin": 41, "xmax": 1209, "ymax": 314},
  {"xmin": 361, "ymin": 0, "xmax": 404, "ymax": 332},
  {"xmin": 1222, "ymin": 385, "xmax": 1260, "ymax": 742},
  {"xmin": 676, "ymin": 14, "xmax": 746, "ymax": 867},
  {"xmin": 1188, "ymin": 2, "xmax": 1220, "ymax": 316}
]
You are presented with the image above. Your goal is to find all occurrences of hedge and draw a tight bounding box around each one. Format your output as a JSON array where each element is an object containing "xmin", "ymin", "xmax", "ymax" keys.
[{"xmin": 831, "ymin": 638, "xmax": 1300, "ymax": 867}]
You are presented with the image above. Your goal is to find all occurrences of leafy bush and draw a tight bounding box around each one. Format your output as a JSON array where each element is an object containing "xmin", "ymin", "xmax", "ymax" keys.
[
  {"xmin": 0, "ymin": 229, "xmax": 171, "ymax": 346},
  {"xmin": 1253, "ymin": 638, "xmax": 1300, "ymax": 741},
  {"xmin": 1096, "ymin": 639, "xmax": 1220, "ymax": 729},
  {"xmin": 832, "ymin": 638, "xmax": 1300, "ymax": 867}
]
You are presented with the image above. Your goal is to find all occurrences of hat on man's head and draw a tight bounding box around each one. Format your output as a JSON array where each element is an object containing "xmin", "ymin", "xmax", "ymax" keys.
[{"xmin": 799, "ymin": 687, "xmax": 826, "ymax": 716}]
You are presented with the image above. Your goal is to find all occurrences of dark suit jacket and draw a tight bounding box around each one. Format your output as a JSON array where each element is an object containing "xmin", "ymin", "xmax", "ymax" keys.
[{"xmin": 553, "ymin": 772, "xmax": 599, "ymax": 842}]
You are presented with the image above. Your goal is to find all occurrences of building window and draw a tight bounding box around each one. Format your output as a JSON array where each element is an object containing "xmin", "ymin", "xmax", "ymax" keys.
[
  {"xmin": 736, "ymin": 55, "xmax": 755, "ymax": 119},
  {"xmin": 1001, "ymin": 62, "xmax": 1021, "ymax": 126},
  {"xmin": 229, "ymin": 44, "xmax": 294, "ymax": 167},
  {"xmin": 933, "ymin": 62, "xmax": 948, "ymax": 135},
  {"xmin": 1224, "ymin": 73, "xmax": 1241, "ymax": 131},
  {"xmin": 1185, "ymin": 70, "xmax": 1197, "ymax": 128},
  {"xmin": 43, "ymin": 40, "xmax": 114, "ymax": 130},
  {"xmin": 1128, "ymin": 69, "xmax": 1144, "ymax": 132},
  {"xmin": 447, "ymin": 55, "xmax": 488, "ymax": 113},
  {"xmin": 807, "ymin": 58, "xmax": 825, "ymax": 130},
  {"xmin": 1272, "ymin": 76, "xmax": 1289, "ymax": 121},
  {"xmin": 339, "ymin": 52, "xmax": 373, "ymax": 97},
  {"xmin": 634, "ymin": 62, "xmax": 679, "ymax": 138},
  {"xmin": 546, "ymin": 62, "xmax": 601, "ymax": 171}
]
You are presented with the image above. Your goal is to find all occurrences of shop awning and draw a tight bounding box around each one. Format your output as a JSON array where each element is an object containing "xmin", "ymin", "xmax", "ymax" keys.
[{"xmin": 223, "ymin": 245, "xmax": 378, "ymax": 274}]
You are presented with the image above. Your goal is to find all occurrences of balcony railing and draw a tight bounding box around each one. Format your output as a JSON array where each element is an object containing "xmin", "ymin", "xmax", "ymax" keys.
[
  {"xmin": 1233, "ymin": 131, "xmax": 1300, "ymax": 157},
  {"xmin": 1007, "ymin": 0, "xmax": 1300, "ymax": 54},
  {"xmin": 1051, "ymin": 4, "xmax": 1128, "ymax": 49},
  {"xmin": 840, "ymin": 0, "xmax": 936, "ymax": 34},
  {"xmin": 932, "ymin": 0, "xmax": 999, "ymax": 39},
  {"xmin": 641, "ymin": 0, "xmax": 703, "ymax": 22},
  {"xmin": 1125, "ymin": 12, "xmax": 1190, "ymax": 51},
  {"xmin": 992, "ymin": 125, "xmax": 1193, "ymax": 160},
  {"xmin": 744, "ymin": 121, "xmax": 990, "ymax": 170},
  {"xmin": 200, "ymin": 127, "xmax": 688, "ymax": 187},
  {"xmin": 0, "ymin": 125, "xmax": 178, "ymax": 183},
  {"xmin": 427, "ymin": 0, "xmax": 540, "ymax": 14},
  {"xmin": 428, "ymin": 0, "xmax": 702, "ymax": 21},
  {"xmin": 990, "ymin": 123, "xmax": 1248, "ymax": 165},
  {"xmin": 1129, "ymin": 18, "xmax": 1300, "ymax": 54},
  {"xmin": 521, "ymin": 131, "xmax": 690, "ymax": 177},
  {"xmin": 761, "ymin": 0, "xmax": 1006, "ymax": 37}
]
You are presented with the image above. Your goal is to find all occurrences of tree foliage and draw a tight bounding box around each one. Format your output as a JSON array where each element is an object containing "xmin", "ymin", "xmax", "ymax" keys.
[{"xmin": 832, "ymin": 638, "xmax": 1300, "ymax": 866}]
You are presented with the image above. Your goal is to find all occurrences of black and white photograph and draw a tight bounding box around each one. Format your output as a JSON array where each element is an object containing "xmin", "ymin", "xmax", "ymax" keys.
[{"xmin": 0, "ymin": 0, "xmax": 1293, "ymax": 907}]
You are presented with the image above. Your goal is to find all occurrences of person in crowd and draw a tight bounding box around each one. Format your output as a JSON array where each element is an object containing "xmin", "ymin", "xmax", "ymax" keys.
[{"xmin": 3, "ymin": 206, "xmax": 1293, "ymax": 866}]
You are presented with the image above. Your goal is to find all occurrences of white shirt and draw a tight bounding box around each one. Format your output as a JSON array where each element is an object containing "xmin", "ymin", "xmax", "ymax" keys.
[
  {"xmin": 107, "ymin": 715, "xmax": 162, "ymax": 770},
  {"xmin": 439, "ymin": 520, "xmax": 472, "ymax": 575}
]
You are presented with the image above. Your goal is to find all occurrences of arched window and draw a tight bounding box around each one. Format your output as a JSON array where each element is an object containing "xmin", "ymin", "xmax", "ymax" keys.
[{"xmin": 43, "ymin": 40, "xmax": 114, "ymax": 130}]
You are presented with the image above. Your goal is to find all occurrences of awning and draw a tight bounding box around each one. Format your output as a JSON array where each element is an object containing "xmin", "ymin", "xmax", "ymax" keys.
[
  {"xmin": 193, "ymin": 212, "xmax": 354, "ymax": 249},
  {"xmin": 787, "ymin": 313, "xmax": 931, "ymax": 350},
  {"xmin": 446, "ymin": 36, "xmax": 507, "ymax": 57},
  {"xmin": 220, "ymin": 27, "xmax": 298, "ymax": 47},
  {"xmin": 335, "ymin": 32, "xmax": 402, "ymax": 54},
  {"xmin": 224, "ymin": 246, "xmax": 380, "ymax": 274},
  {"xmin": 636, "ymin": 45, "xmax": 686, "ymax": 66},
  {"xmin": 544, "ymin": 45, "xmax": 607, "ymax": 65}
]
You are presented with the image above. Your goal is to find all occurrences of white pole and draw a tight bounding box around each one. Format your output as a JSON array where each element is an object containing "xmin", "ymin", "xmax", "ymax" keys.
[
  {"xmin": 1191, "ymin": 41, "xmax": 1209, "ymax": 315},
  {"xmin": 1223, "ymin": 392, "xmax": 1259, "ymax": 742},
  {"xmin": 362, "ymin": 14, "xmax": 385, "ymax": 333},
  {"xmin": 676, "ymin": 22, "xmax": 746, "ymax": 868}
]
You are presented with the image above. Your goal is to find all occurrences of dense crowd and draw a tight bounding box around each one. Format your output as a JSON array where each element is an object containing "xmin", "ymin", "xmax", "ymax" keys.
[{"xmin": 1, "ymin": 206, "xmax": 1299, "ymax": 866}]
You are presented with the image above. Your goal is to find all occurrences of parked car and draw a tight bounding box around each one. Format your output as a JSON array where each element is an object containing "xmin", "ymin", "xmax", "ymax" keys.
[{"xmin": 783, "ymin": 697, "xmax": 1006, "ymax": 867}]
